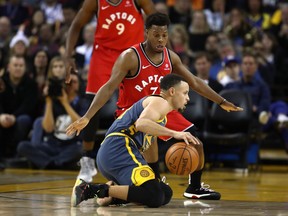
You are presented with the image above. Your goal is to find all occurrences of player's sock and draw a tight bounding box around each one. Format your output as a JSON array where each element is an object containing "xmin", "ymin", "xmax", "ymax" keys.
[
  {"xmin": 189, "ymin": 170, "xmax": 202, "ymax": 189},
  {"xmin": 148, "ymin": 162, "xmax": 161, "ymax": 180},
  {"xmin": 83, "ymin": 149, "xmax": 96, "ymax": 159}
]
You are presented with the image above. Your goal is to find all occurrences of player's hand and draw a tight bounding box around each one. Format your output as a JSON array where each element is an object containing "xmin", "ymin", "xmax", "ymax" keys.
[
  {"xmin": 64, "ymin": 57, "xmax": 77, "ymax": 83},
  {"xmin": 173, "ymin": 131, "xmax": 200, "ymax": 145},
  {"xmin": 66, "ymin": 116, "xmax": 89, "ymax": 136},
  {"xmin": 219, "ymin": 99, "xmax": 243, "ymax": 112},
  {"xmin": 96, "ymin": 181, "xmax": 114, "ymax": 206}
]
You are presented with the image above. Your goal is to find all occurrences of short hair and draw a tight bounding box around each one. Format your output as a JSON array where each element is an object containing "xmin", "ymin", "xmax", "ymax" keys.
[
  {"xmin": 160, "ymin": 74, "xmax": 186, "ymax": 91},
  {"xmin": 145, "ymin": 12, "xmax": 170, "ymax": 29}
]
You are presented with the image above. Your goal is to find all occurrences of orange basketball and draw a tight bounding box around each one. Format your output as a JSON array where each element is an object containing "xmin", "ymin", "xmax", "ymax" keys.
[{"xmin": 165, "ymin": 142, "xmax": 199, "ymax": 175}]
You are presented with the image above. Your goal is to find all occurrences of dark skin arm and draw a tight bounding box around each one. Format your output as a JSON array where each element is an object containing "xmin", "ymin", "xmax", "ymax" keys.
[
  {"xmin": 169, "ymin": 50, "xmax": 242, "ymax": 111},
  {"xmin": 66, "ymin": 49, "xmax": 139, "ymax": 136}
]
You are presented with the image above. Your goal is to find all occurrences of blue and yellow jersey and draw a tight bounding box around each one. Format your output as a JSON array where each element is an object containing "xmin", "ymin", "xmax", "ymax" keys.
[{"xmin": 105, "ymin": 95, "xmax": 167, "ymax": 152}]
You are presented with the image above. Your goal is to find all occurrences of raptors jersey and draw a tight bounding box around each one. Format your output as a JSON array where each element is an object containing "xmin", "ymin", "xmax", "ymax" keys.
[
  {"xmin": 95, "ymin": 0, "xmax": 145, "ymax": 51},
  {"xmin": 116, "ymin": 43, "xmax": 193, "ymax": 141},
  {"xmin": 117, "ymin": 43, "xmax": 173, "ymax": 110}
]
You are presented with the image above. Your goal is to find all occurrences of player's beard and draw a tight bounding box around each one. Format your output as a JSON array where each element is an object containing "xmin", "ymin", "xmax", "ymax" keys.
[{"xmin": 178, "ymin": 106, "xmax": 186, "ymax": 113}]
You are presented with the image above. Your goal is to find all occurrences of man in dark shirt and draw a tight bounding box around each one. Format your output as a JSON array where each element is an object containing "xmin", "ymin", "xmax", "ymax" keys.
[
  {"xmin": 0, "ymin": 55, "xmax": 38, "ymax": 157},
  {"xmin": 225, "ymin": 52, "xmax": 271, "ymax": 117}
]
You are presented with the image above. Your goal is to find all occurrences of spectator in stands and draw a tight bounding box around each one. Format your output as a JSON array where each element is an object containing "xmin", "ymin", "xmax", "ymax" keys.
[
  {"xmin": 53, "ymin": 3, "xmax": 77, "ymax": 45},
  {"xmin": 270, "ymin": 3, "xmax": 288, "ymax": 86},
  {"xmin": 210, "ymin": 39, "xmax": 236, "ymax": 80},
  {"xmin": 17, "ymin": 57, "xmax": 85, "ymax": 169},
  {"xmin": 169, "ymin": 24, "xmax": 192, "ymax": 69},
  {"xmin": 28, "ymin": 49, "xmax": 50, "ymax": 117},
  {"xmin": 252, "ymin": 38, "xmax": 276, "ymax": 87},
  {"xmin": 0, "ymin": 55, "xmax": 38, "ymax": 157},
  {"xmin": 218, "ymin": 55, "xmax": 241, "ymax": 87},
  {"xmin": 40, "ymin": 0, "xmax": 64, "ymax": 25},
  {"xmin": 193, "ymin": 52, "xmax": 223, "ymax": 107},
  {"xmin": 259, "ymin": 100, "xmax": 288, "ymax": 153},
  {"xmin": 204, "ymin": 34, "xmax": 221, "ymax": 65},
  {"xmin": 225, "ymin": 52, "xmax": 271, "ymax": 122},
  {"xmin": 25, "ymin": 9, "xmax": 46, "ymax": 47},
  {"xmin": 204, "ymin": 0, "xmax": 226, "ymax": 32},
  {"xmin": 9, "ymin": 29, "xmax": 30, "ymax": 58},
  {"xmin": 0, "ymin": 16, "xmax": 12, "ymax": 50},
  {"xmin": 245, "ymin": 0, "xmax": 271, "ymax": 30},
  {"xmin": 28, "ymin": 23, "xmax": 59, "ymax": 58},
  {"xmin": 168, "ymin": 0, "xmax": 192, "ymax": 28},
  {"xmin": 224, "ymin": 7, "xmax": 253, "ymax": 56},
  {"xmin": 188, "ymin": 10, "xmax": 211, "ymax": 55},
  {"xmin": 0, "ymin": 0, "xmax": 30, "ymax": 31},
  {"xmin": 75, "ymin": 23, "xmax": 95, "ymax": 81},
  {"xmin": 155, "ymin": 1, "xmax": 168, "ymax": 15}
]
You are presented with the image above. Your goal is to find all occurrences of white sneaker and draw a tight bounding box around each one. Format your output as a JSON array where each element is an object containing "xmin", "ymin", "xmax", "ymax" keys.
[{"xmin": 77, "ymin": 157, "xmax": 97, "ymax": 183}]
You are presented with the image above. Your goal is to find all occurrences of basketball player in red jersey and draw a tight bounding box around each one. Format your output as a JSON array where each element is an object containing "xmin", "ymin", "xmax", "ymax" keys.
[
  {"xmin": 64, "ymin": 0, "xmax": 156, "ymax": 188},
  {"xmin": 67, "ymin": 13, "xmax": 243, "ymax": 202}
]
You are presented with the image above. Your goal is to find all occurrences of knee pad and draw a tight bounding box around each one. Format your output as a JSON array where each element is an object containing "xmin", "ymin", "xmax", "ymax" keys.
[
  {"xmin": 159, "ymin": 181, "xmax": 173, "ymax": 205},
  {"xmin": 140, "ymin": 180, "xmax": 165, "ymax": 208}
]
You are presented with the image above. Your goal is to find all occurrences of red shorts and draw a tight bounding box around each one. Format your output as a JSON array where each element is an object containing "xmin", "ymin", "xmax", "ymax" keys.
[
  {"xmin": 116, "ymin": 109, "xmax": 193, "ymax": 141},
  {"xmin": 86, "ymin": 44, "xmax": 123, "ymax": 94}
]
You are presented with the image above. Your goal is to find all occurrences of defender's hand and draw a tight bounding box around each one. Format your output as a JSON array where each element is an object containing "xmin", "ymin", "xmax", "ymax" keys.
[
  {"xmin": 64, "ymin": 57, "xmax": 77, "ymax": 84},
  {"xmin": 66, "ymin": 117, "xmax": 89, "ymax": 136},
  {"xmin": 219, "ymin": 100, "xmax": 243, "ymax": 112}
]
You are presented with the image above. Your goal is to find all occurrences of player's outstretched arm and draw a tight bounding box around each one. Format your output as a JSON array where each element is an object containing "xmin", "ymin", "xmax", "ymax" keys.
[
  {"xmin": 169, "ymin": 50, "xmax": 243, "ymax": 112},
  {"xmin": 66, "ymin": 49, "xmax": 138, "ymax": 136}
]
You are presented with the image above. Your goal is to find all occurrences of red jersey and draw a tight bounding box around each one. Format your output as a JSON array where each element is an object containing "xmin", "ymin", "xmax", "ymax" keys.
[
  {"xmin": 115, "ymin": 43, "xmax": 193, "ymax": 141},
  {"xmin": 117, "ymin": 43, "xmax": 173, "ymax": 110},
  {"xmin": 95, "ymin": 0, "xmax": 145, "ymax": 51}
]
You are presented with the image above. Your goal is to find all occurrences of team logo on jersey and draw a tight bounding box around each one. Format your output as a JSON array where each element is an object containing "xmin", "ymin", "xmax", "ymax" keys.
[
  {"xmin": 140, "ymin": 170, "xmax": 150, "ymax": 177},
  {"xmin": 101, "ymin": 5, "xmax": 110, "ymax": 10},
  {"xmin": 164, "ymin": 63, "xmax": 170, "ymax": 71},
  {"xmin": 102, "ymin": 13, "xmax": 136, "ymax": 29},
  {"xmin": 125, "ymin": 0, "xmax": 132, "ymax": 7}
]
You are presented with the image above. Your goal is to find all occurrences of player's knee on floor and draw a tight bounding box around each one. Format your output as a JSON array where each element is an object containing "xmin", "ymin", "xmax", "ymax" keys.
[
  {"xmin": 140, "ymin": 180, "xmax": 167, "ymax": 207},
  {"xmin": 159, "ymin": 181, "xmax": 173, "ymax": 205}
]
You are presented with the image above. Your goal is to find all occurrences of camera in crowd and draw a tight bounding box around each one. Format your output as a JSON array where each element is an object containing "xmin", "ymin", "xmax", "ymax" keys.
[{"xmin": 48, "ymin": 78, "xmax": 65, "ymax": 97}]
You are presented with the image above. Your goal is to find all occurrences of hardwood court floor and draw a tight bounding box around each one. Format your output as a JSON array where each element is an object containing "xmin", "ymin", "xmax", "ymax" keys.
[{"xmin": 0, "ymin": 166, "xmax": 287, "ymax": 216}]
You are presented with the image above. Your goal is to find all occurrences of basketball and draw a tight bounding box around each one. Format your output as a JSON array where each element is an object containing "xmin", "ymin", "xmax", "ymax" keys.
[{"xmin": 165, "ymin": 142, "xmax": 199, "ymax": 175}]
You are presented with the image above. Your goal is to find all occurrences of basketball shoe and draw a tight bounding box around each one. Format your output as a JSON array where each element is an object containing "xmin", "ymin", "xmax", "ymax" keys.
[
  {"xmin": 183, "ymin": 182, "xmax": 221, "ymax": 200},
  {"xmin": 71, "ymin": 179, "xmax": 109, "ymax": 207},
  {"xmin": 77, "ymin": 157, "xmax": 97, "ymax": 183}
]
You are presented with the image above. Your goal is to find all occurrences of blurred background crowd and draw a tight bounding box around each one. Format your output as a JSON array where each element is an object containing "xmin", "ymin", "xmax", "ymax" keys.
[{"xmin": 0, "ymin": 0, "xmax": 288, "ymax": 170}]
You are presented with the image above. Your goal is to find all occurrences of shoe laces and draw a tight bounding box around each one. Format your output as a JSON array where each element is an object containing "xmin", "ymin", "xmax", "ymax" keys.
[{"xmin": 200, "ymin": 182, "xmax": 215, "ymax": 192}]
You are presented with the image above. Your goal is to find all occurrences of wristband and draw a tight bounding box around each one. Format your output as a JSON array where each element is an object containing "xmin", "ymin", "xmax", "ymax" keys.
[{"xmin": 218, "ymin": 98, "xmax": 226, "ymax": 106}]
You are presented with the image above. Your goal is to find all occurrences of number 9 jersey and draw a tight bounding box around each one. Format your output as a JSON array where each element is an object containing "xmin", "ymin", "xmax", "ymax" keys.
[
  {"xmin": 95, "ymin": 0, "xmax": 145, "ymax": 51},
  {"xmin": 86, "ymin": 0, "xmax": 145, "ymax": 94}
]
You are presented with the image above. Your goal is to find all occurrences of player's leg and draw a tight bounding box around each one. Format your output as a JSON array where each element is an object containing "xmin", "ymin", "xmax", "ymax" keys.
[
  {"xmin": 96, "ymin": 135, "xmax": 172, "ymax": 207},
  {"xmin": 77, "ymin": 94, "xmax": 98, "ymax": 183},
  {"xmin": 142, "ymin": 137, "xmax": 161, "ymax": 180},
  {"xmin": 76, "ymin": 46, "xmax": 119, "ymax": 183},
  {"xmin": 176, "ymin": 127, "xmax": 221, "ymax": 200}
]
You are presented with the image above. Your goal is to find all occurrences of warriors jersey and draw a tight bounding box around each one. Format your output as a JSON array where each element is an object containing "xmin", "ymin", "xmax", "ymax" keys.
[
  {"xmin": 117, "ymin": 43, "xmax": 173, "ymax": 111},
  {"xmin": 107, "ymin": 95, "xmax": 167, "ymax": 152},
  {"xmin": 95, "ymin": 0, "xmax": 145, "ymax": 51}
]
